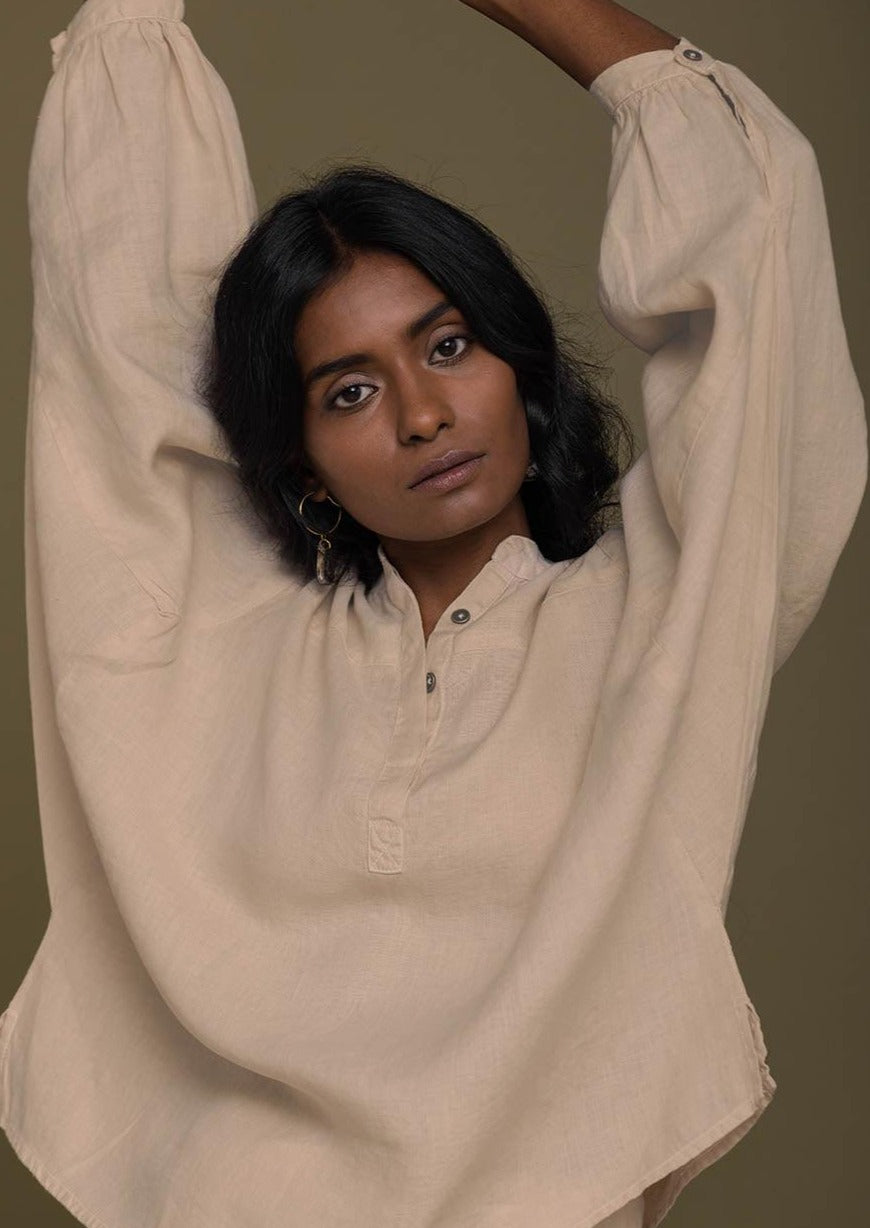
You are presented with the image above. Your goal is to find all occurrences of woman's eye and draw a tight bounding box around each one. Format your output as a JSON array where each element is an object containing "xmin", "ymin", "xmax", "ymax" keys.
[
  {"xmin": 432, "ymin": 333, "xmax": 474, "ymax": 362},
  {"xmin": 325, "ymin": 333, "xmax": 475, "ymax": 411},
  {"xmin": 326, "ymin": 381, "xmax": 375, "ymax": 411}
]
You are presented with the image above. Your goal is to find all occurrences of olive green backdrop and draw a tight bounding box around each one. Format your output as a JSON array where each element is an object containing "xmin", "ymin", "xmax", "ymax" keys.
[{"xmin": 1, "ymin": 2, "xmax": 867, "ymax": 1224}]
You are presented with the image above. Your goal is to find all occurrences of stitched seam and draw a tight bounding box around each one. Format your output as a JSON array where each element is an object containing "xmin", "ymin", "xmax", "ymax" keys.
[
  {"xmin": 608, "ymin": 68, "xmax": 703, "ymax": 112},
  {"xmin": 0, "ymin": 1123, "xmax": 115, "ymax": 1228},
  {"xmin": 54, "ymin": 17, "xmax": 187, "ymax": 66},
  {"xmin": 64, "ymin": 15, "xmax": 184, "ymax": 39},
  {"xmin": 610, "ymin": 67, "xmax": 775, "ymax": 206},
  {"xmin": 704, "ymin": 70, "xmax": 776, "ymax": 201},
  {"xmin": 706, "ymin": 70, "xmax": 750, "ymax": 138},
  {"xmin": 0, "ymin": 1010, "xmax": 18, "ymax": 1077}
]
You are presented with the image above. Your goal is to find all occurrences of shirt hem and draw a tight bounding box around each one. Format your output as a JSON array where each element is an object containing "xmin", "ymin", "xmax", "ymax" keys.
[
  {"xmin": 638, "ymin": 1076, "xmax": 776, "ymax": 1228},
  {"xmin": 2, "ymin": 1122, "xmax": 114, "ymax": 1228},
  {"xmin": 2, "ymin": 1079, "xmax": 776, "ymax": 1228}
]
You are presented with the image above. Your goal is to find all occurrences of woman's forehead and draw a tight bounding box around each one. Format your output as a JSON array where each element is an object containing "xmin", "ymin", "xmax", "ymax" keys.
[{"xmin": 295, "ymin": 256, "xmax": 453, "ymax": 351}]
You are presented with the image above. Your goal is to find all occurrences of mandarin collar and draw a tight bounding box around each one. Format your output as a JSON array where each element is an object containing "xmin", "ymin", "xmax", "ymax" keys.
[{"xmin": 372, "ymin": 534, "xmax": 551, "ymax": 624}]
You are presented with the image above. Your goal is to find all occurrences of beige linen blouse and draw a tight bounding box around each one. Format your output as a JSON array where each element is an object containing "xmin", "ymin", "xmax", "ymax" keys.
[{"xmin": 1, "ymin": 2, "xmax": 866, "ymax": 1227}]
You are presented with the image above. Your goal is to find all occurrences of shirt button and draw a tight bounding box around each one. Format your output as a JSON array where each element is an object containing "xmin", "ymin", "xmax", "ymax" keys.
[
  {"xmin": 426, "ymin": 671, "xmax": 436, "ymax": 694},
  {"xmin": 682, "ymin": 48, "xmax": 703, "ymax": 60},
  {"xmin": 451, "ymin": 608, "xmax": 471, "ymax": 624}
]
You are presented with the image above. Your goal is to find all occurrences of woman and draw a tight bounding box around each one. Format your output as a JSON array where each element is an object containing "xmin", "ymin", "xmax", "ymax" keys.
[{"xmin": 1, "ymin": 1, "xmax": 865, "ymax": 1226}]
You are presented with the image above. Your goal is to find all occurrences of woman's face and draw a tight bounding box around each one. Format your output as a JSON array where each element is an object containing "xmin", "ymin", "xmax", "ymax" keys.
[{"xmin": 295, "ymin": 249, "xmax": 531, "ymax": 547}]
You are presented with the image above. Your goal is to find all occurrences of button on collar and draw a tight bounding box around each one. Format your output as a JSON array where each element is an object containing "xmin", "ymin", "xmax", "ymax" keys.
[{"xmin": 372, "ymin": 535, "xmax": 550, "ymax": 626}]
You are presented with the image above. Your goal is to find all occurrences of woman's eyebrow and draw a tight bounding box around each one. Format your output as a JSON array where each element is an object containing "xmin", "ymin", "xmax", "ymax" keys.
[{"xmin": 302, "ymin": 300, "xmax": 455, "ymax": 391}]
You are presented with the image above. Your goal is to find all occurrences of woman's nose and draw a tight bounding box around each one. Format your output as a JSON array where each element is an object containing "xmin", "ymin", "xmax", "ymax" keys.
[{"xmin": 394, "ymin": 373, "xmax": 456, "ymax": 441}]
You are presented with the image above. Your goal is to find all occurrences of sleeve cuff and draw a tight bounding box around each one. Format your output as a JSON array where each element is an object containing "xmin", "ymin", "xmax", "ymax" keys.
[
  {"xmin": 50, "ymin": 0, "xmax": 185, "ymax": 70},
  {"xmin": 588, "ymin": 35, "xmax": 720, "ymax": 116}
]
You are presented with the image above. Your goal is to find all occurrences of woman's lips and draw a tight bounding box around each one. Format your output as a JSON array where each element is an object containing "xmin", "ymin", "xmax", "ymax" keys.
[{"xmin": 410, "ymin": 454, "xmax": 485, "ymax": 492}]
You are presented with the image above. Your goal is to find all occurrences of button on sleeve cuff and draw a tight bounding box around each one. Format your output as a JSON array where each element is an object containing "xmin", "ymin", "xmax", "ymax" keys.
[{"xmin": 588, "ymin": 35, "xmax": 717, "ymax": 116}]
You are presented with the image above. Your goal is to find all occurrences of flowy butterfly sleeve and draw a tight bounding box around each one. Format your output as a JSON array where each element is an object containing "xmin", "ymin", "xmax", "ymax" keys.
[
  {"xmin": 27, "ymin": 0, "xmax": 277, "ymax": 695},
  {"xmin": 589, "ymin": 39, "xmax": 867, "ymax": 911}
]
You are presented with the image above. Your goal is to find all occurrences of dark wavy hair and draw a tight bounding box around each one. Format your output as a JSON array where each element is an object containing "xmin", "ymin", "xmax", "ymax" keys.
[{"xmin": 193, "ymin": 161, "xmax": 637, "ymax": 594}]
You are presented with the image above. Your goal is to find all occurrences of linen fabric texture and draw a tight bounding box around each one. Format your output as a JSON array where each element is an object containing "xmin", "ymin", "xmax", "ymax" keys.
[{"xmin": 1, "ymin": 2, "xmax": 866, "ymax": 1227}]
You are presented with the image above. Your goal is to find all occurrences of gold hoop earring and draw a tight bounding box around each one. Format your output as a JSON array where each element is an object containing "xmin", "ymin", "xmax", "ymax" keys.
[{"xmin": 298, "ymin": 490, "xmax": 343, "ymax": 584}]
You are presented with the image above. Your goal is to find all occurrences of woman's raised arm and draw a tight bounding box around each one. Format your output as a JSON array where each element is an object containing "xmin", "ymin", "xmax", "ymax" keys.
[
  {"xmin": 28, "ymin": 0, "xmax": 281, "ymax": 690},
  {"xmin": 458, "ymin": 0, "xmax": 679, "ymax": 88},
  {"xmin": 461, "ymin": 1, "xmax": 868, "ymax": 910}
]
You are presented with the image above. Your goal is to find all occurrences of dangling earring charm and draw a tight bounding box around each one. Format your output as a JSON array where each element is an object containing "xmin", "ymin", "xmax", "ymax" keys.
[
  {"xmin": 298, "ymin": 490, "xmax": 343, "ymax": 584},
  {"xmin": 316, "ymin": 537, "xmax": 330, "ymax": 585}
]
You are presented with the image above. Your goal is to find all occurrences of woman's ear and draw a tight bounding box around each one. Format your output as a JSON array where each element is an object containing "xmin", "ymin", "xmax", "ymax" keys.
[
  {"xmin": 296, "ymin": 454, "xmax": 327, "ymax": 499},
  {"xmin": 301, "ymin": 471, "xmax": 330, "ymax": 502}
]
